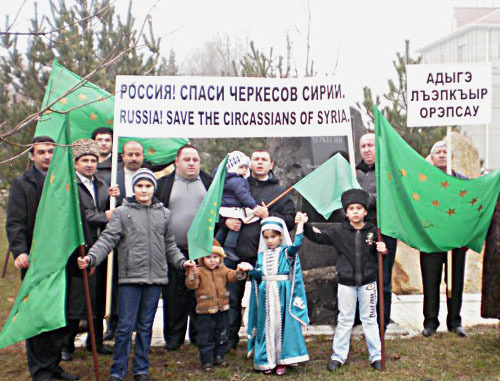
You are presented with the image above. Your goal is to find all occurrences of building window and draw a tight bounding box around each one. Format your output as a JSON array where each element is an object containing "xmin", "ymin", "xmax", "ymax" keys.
[{"xmin": 458, "ymin": 44, "xmax": 465, "ymax": 62}]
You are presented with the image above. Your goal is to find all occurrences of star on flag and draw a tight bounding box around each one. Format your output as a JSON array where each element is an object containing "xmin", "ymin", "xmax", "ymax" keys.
[{"xmin": 418, "ymin": 173, "xmax": 428, "ymax": 182}]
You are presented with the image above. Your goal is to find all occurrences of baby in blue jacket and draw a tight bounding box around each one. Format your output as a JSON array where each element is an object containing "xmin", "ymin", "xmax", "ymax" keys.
[{"xmin": 216, "ymin": 151, "xmax": 257, "ymax": 262}]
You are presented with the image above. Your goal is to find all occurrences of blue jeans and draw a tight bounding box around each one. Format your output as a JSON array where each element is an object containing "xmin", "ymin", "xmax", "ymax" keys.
[
  {"xmin": 110, "ymin": 284, "xmax": 161, "ymax": 379},
  {"xmin": 332, "ymin": 282, "xmax": 381, "ymax": 364}
]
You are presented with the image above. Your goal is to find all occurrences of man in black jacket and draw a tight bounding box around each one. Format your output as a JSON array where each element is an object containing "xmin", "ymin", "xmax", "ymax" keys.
[
  {"xmin": 420, "ymin": 141, "xmax": 468, "ymax": 338},
  {"xmin": 62, "ymin": 139, "xmax": 119, "ymax": 360},
  {"xmin": 92, "ymin": 127, "xmax": 113, "ymax": 186},
  {"xmin": 224, "ymin": 150, "xmax": 295, "ymax": 350},
  {"xmin": 6, "ymin": 136, "xmax": 79, "ymax": 381},
  {"xmin": 155, "ymin": 144, "xmax": 212, "ymax": 350}
]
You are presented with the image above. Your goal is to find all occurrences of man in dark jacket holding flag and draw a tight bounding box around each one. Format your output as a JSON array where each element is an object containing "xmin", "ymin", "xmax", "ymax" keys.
[
  {"xmin": 62, "ymin": 139, "xmax": 119, "ymax": 360},
  {"xmin": 6, "ymin": 136, "xmax": 79, "ymax": 381}
]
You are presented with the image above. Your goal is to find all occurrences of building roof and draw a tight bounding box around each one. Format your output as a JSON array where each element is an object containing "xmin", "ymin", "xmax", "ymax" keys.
[
  {"xmin": 419, "ymin": 8, "xmax": 500, "ymax": 53},
  {"xmin": 453, "ymin": 8, "xmax": 500, "ymax": 28}
]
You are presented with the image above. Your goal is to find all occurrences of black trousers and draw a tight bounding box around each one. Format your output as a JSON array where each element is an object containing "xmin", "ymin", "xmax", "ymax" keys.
[
  {"xmin": 377, "ymin": 234, "xmax": 397, "ymax": 329},
  {"xmin": 62, "ymin": 318, "xmax": 104, "ymax": 353},
  {"xmin": 420, "ymin": 249, "xmax": 466, "ymax": 331},
  {"xmin": 197, "ymin": 311, "xmax": 229, "ymax": 365},
  {"xmin": 162, "ymin": 266, "xmax": 197, "ymax": 347},
  {"xmin": 26, "ymin": 327, "xmax": 65, "ymax": 381},
  {"xmin": 226, "ymin": 258, "xmax": 246, "ymax": 347}
]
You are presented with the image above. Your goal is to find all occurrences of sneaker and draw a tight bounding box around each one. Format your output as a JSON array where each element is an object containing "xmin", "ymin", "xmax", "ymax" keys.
[
  {"xmin": 327, "ymin": 360, "xmax": 342, "ymax": 371},
  {"xmin": 450, "ymin": 326, "xmax": 467, "ymax": 337},
  {"xmin": 371, "ymin": 360, "xmax": 382, "ymax": 371}
]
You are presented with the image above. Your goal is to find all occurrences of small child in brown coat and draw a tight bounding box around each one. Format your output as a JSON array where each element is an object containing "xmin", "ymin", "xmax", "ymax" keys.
[{"xmin": 186, "ymin": 240, "xmax": 252, "ymax": 371}]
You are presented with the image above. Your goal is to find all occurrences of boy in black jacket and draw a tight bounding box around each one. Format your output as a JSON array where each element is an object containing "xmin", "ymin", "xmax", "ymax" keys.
[{"xmin": 300, "ymin": 188, "xmax": 386, "ymax": 372}]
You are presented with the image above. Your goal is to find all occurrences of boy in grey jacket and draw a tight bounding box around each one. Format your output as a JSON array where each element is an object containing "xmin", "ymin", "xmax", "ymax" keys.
[{"xmin": 78, "ymin": 168, "xmax": 195, "ymax": 381}]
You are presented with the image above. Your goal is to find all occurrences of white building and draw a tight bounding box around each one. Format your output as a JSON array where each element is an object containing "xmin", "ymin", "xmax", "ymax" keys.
[{"xmin": 418, "ymin": 8, "xmax": 500, "ymax": 170}]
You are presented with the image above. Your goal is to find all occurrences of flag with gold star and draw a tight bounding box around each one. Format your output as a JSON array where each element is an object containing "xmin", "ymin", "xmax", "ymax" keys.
[
  {"xmin": 374, "ymin": 106, "xmax": 500, "ymax": 253},
  {"xmin": 187, "ymin": 155, "xmax": 228, "ymax": 260},
  {"xmin": 35, "ymin": 59, "xmax": 188, "ymax": 165},
  {"xmin": 0, "ymin": 116, "xmax": 85, "ymax": 348}
]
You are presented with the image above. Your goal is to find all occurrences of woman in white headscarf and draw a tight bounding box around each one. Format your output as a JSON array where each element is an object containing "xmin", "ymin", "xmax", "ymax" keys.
[{"xmin": 247, "ymin": 215, "xmax": 309, "ymax": 375}]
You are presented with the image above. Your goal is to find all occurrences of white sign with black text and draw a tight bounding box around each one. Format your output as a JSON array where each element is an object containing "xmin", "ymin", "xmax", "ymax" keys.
[
  {"xmin": 113, "ymin": 76, "xmax": 352, "ymax": 138},
  {"xmin": 406, "ymin": 63, "xmax": 491, "ymax": 127}
]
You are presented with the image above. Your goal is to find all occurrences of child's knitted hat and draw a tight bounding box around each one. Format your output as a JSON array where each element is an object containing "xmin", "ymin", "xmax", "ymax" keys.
[
  {"xmin": 341, "ymin": 188, "xmax": 369, "ymax": 211},
  {"xmin": 211, "ymin": 238, "xmax": 226, "ymax": 258},
  {"xmin": 132, "ymin": 168, "xmax": 157, "ymax": 190},
  {"xmin": 226, "ymin": 151, "xmax": 250, "ymax": 175}
]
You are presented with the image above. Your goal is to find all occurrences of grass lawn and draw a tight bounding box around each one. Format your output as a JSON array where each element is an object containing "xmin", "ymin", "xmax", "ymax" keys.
[{"xmin": 0, "ymin": 208, "xmax": 499, "ymax": 380}]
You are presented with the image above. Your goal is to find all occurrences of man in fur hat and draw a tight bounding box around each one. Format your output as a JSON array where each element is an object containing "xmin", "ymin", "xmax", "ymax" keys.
[{"xmin": 61, "ymin": 139, "xmax": 119, "ymax": 361}]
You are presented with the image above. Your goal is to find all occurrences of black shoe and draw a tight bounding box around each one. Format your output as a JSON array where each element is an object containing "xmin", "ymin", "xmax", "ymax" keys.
[
  {"xmin": 60, "ymin": 350, "xmax": 73, "ymax": 362},
  {"xmin": 86, "ymin": 344, "xmax": 113, "ymax": 355},
  {"xmin": 214, "ymin": 356, "xmax": 228, "ymax": 367},
  {"xmin": 227, "ymin": 341, "xmax": 238, "ymax": 351},
  {"xmin": 201, "ymin": 363, "xmax": 213, "ymax": 372},
  {"xmin": 327, "ymin": 360, "xmax": 342, "ymax": 371},
  {"xmin": 450, "ymin": 326, "xmax": 467, "ymax": 337},
  {"xmin": 371, "ymin": 360, "xmax": 382, "ymax": 371},
  {"xmin": 108, "ymin": 377, "xmax": 122, "ymax": 381},
  {"xmin": 134, "ymin": 374, "xmax": 153, "ymax": 381},
  {"xmin": 54, "ymin": 371, "xmax": 80, "ymax": 380},
  {"xmin": 164, "ymin": 344, "xmax": 180, "ymax": 351},
  {"xmin": 422, "ymin": 327, "xmax": 436, "ymax": 337}
]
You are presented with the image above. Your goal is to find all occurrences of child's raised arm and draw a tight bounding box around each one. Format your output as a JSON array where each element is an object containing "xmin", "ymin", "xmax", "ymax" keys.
[{"xmin": 294, "ymin": 212, "xmax": 308, "ymax": 235}]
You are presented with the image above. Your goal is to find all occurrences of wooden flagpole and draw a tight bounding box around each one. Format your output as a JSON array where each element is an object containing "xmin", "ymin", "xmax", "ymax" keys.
[
  {"xmin": 105, "ymin": 137, "xmax": 120, "ymax": 321},
  {"xmin": 79, "ymin": 245, "xmax": 101, "ymax": 381},
  {"xmin": 1, "ymin": 248, "xmax": 10, "ymax": 278},
  {"xmin": 377, "ymin": 228, "xmax": 386, "ymax": 371}
]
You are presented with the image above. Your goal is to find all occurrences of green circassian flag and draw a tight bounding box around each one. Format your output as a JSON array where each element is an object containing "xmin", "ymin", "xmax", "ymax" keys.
[
  {"xmin": 35, "ymin": 59, "xmax": 188, "ymax": 165},
  {"xmin": 0, "ymin": 116, "xmax": 85, "ymax": 348},
  {"xmin": 374, "ymin": 106, "xmax": 500, "ymax": 253},
  {"xmin": 293, "ymin": 153, "xmax": 361, "ymax": 219},
  {"xmin": 187, "ymin": 155, "xmax": 228, "ymax": 261}
]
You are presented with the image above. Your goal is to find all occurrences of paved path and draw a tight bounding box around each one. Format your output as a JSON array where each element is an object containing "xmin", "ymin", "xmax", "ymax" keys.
[{"xmin": 76, "ymin": 291, "xmax": 498, "ymax": 347}]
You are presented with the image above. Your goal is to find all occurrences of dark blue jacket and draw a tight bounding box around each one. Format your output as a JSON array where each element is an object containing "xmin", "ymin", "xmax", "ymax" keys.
[{"xmin": 221, "ymin": 172, "xmax": 257, "ymax": 209}]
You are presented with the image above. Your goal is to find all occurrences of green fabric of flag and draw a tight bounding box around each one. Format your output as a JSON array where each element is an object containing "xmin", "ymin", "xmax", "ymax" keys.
[
  {"xmin": 0, "ymin": 116, "xmax": 85, "ymax": 348},
  {"xmin": 35, "ymin": 59, "xmax": 188, "ymax": 165},
  {"xmin": 374, "ymin": 106, "xmax": 500, "ymax": 253},
  {"xmin": 187, "ymin": 155, "xmax": 228, "ymax": 261},
  {"xmin": 293, "ymin": 153, "xmax": 361, "ymax": 219}
]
